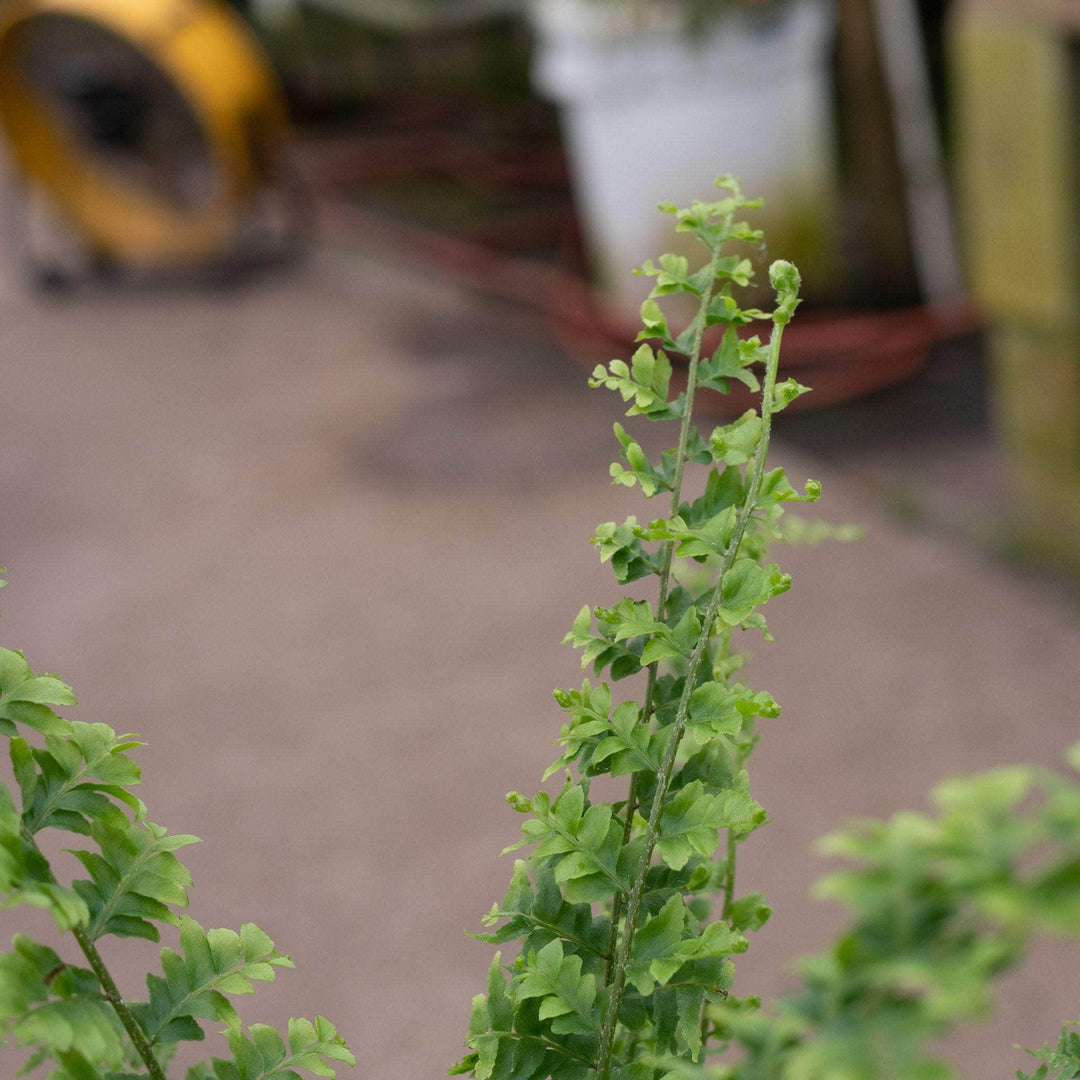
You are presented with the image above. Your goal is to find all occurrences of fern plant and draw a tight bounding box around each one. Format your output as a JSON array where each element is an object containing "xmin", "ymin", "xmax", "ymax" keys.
[
  {"xmin": 0, "ymin": 635, "xmax": 355, "ymax": 1079},
  {"xmin": 2, "ymin": 177, "xmax": 1078, "ymax": 1080},
  {"xmin": 451, "ymin": 179, "xmax": 1080, "ymax": 1080}
]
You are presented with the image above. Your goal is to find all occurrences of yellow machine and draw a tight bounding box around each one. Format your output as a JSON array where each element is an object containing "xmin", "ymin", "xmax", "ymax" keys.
[{"xmin": 0, "ymin": 0, "xmax": 291, "ymax": 269}]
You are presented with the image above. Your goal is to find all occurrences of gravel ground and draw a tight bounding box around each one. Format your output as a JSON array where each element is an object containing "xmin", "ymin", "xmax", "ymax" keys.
[{"xmin": 1, "ymin": 237, "xmax": 1078, "ymax": 1078}]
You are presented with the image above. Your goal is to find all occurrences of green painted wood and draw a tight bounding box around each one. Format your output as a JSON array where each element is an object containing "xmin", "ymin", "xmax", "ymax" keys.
[
  {"xmin": 951, "ymin": 12, "xmax": 1075, "ymax": 324},
  {"xmin": 950, "ymin": 9, "xmax": 1080, "ymax": 568},
  {"xmin": 989, "ymin": 321, "xmax": 1080, "ymax": 570}
]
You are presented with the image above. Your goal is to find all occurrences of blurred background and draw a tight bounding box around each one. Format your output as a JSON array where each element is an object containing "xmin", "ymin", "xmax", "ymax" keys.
[{"xmin": 0, "ymin": 0, "xmax": 1078, "ymax": 1076}]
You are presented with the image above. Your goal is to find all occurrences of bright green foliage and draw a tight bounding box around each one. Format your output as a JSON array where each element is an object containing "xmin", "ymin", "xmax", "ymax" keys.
[
  {"xmin": 184, "ymin": 1016, "xmax": 355, "ymax": 1080},
  {"xmin": 0, "ymin": 647, "xmax": 77, "ymax": 738},
  {"xmin": 453, "ymin": 177, "xmax": 1080, "ymax": 1080},
  {"xmin": 1018, "ymin": 1018, "xmax": 1080, "ymax": 1080},
  {"xmin": 454, "ymin": 177, "xmax": 823, "ymax": 1080},
  {"xmin": 450, "ymin": 951, "xmax": 599, "ymax": 1080},
  {"xmin": 0, "ymin": 645, "xmax": 353, "ymax": 1078},
  {"xmin": 71, "ymin": 820, "xmax": 199, "ymax": 943},
  {"xmin": 504, "ymin": 784, "xmax": 636, "ymax": 905},
  {"xmin": 655, "ymin": 781, "xmax": 762, "ymax": 872},
  {"xmin": 666, "ymin": 751, "xmax": 1080, "ymax": 1079},
  {"xmin": 473, "ymin": 861, "xmax": 612, "ymax": 963},
  {"xmin": 13, "ymin": 722, "xmax": 145, "ymax": 836},
  {"xmin": 1, "ymin": 783, "xmax": 90, "ymax": 931},
  {"xmin": 0, "ymin": 935, "xmax": 126, "ymax": 1070},
  {"xmin": 590, "ymin": 346, "xmax": 676, "ymax": 421},
  {"xmin": 513, "ymin": 939, "xmax": 607, "ymax": 1037},
  {"xmin": 132, "ymin": 918, "xmax": 294, "ymax": 1046}
]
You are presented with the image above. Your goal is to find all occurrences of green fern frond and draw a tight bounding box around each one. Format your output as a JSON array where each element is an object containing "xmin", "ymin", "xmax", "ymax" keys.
[
  {"xmin": 0, "ymin": 647, "xmax": 76, "ymax": 739},
  {"xmin": 185, "ymin": 1015, "xmax": 355, "ymax": 1080},
  {"xmin": 13, "ymin": 722, "xmax": 145, "ymax": 837},
  {"xmin": 69, "ymin": 818, "xmax": 199, "ymax": 942},
  {"xmin": 131, "ymin": 917, "xmax": 293, "ymax": 1048},
  {"xmin": 0, "ymin": 935, "xmax": 125, "ymax": 1073},
  {"xmin": 0, "ymin": 785, "xmax": 90, "ymax": 931}
]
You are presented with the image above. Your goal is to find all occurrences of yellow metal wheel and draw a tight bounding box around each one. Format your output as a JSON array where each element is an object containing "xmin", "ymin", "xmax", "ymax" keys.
[{"xmin": 0, "ymin": 0, "xmax": 289, "ymax": 265}]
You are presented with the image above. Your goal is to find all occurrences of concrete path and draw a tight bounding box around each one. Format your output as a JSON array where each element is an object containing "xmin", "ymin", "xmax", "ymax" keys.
[{"xmin": 1, "ymin": 241, "xmax": 1078, "ymax": 1078}]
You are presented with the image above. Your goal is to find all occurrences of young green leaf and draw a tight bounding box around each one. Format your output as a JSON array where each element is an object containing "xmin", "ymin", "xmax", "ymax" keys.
[
  {"xmin": 0, "ymin": 935, "xmax": 125, "ymax": 1074},
  {"xmin": 628, "ymin": 896, "xmax": 746, "ymax": 997},
  {"xmin": 716, "ymin": 560, "xmax": 791, "ymax": 628},
  {"xmin": 512, "ymin": 939, "xmax": 606, "ymax": 1037},
  {"xmin": 504, "ymin": 786, "xmax": 630, "ymax": 903},
  {"xmin": 69, "ymin": 818, "xmax": 199, "ymax": 942},
  {"xmin": 657, "ymin": 781, "xmax": 765, "ymax": 871},
  {"xmin": 1017, "ymin": 1018, "xmax": 1080, "ymax": 1080},
  {"xmin": 697, "ymin": 327, "xmax": 760, "ymax": 395},
  {"xmin": 186, "ymin": 1014, "xmax": 355, "ymax": 1080},
  {"xmin": 591, "ymin": 702, "xmax": 670, "ymax": 779},
  {"xmin": 709, "ymin": 412, "xmax": 761, "ymax": 467},
  {"xmin": 0, "ymin": 647, "xmax": 75, "ymax": 738},
  {"xmin": 473, "ymin": 861, "xmax": 611, "ymax": 962},
  {"xmin": 591, "ymin": 518, "xmax": 663, "ymax": 585},
  {"xmin": 0, "ymin": 785, "xmax": 90, "ymax": 931},
  {"xmin": 590, "ymin": 346, "xmax": 678, "ymax": 421},
  {"xmin": 15, "ymin": 722, "xmax": 145, "ymax": 837},
  {"xmin": 131, "ymin": 916, "xmax": 293, "ymax": 1047}
]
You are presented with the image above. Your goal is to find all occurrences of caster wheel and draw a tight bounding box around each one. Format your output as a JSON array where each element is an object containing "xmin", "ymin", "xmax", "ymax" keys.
[{"xmin": 29, "ymin": 260, "xmax": 77, "ymax": 294}]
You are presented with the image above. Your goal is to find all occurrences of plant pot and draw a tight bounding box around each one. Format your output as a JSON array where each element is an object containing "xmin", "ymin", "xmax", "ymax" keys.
[{"xmin": 529, "ymin": 0, "xmax": 839, "ymax": 317}]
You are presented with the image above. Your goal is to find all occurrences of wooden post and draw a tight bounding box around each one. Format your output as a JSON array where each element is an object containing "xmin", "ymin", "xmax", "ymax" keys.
[{"xmin": 949, "ymin": 0, "xmax": 1080, "ymax": 569}]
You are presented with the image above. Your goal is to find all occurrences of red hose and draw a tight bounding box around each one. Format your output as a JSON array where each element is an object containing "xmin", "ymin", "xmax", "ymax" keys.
[{"xmin": 297, "ymin": 129, "xmax": 980, "ymax": 415}]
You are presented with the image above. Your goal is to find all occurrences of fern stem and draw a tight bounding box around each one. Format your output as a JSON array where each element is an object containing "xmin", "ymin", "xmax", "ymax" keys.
[
  {"xmin": 720, "ymin": 828, "xmax": 738, "ymax": 921},
  {"xmin": 71, "ymin": 924, "xmax": 169, "ymax": 1080},
  {"xmin": 85, "ymin": 838, "xmax": 161, "ymax": 941},
  {"xmin": 720, "ymin": 741, "xmax": 747, "ymax": 922},
  {"xmin": 604, "ymin": 780, "xmax": 634, "ymax": 985},
  {"xmin": 501, "ymin": 1032, "xmax": 598, "ymax": 1070},
  {"xmin": 19, "ymin": 826, "xmax": 167, "ymax": 1080},
  {"xmin": 596, "ymin": 310, "xmax": 787, "ymax": 1080},
  {"xmin": 515, "ymin": 917, "xmax": 610, "ymax": 962},
  {"xmin": 663, "ymin": 249, "xmax": 720, "ymax": 537},
  {"xmin": 605, "ymin": 244, "xmax": 725, "ymax": 984}
]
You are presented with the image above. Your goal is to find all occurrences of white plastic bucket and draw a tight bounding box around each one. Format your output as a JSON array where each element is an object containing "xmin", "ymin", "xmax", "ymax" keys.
[{"xmin": 531, "ymin": 0, "xmax": 837, "ymax": 314}]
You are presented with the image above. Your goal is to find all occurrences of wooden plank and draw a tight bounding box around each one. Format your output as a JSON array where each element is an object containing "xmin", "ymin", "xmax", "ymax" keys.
[{"xmin": 950, "ymin": 10, "xmax": 1075, "ymax": 323}]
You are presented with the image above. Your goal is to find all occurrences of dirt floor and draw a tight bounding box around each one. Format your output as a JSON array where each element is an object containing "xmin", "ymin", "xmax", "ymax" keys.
[{"xmin": 1, "ymin": 235, "xmax": 1079, "ymax": 1079}]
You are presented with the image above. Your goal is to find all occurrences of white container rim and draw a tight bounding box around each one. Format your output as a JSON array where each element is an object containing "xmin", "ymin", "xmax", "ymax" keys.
[{"xmin": 530, "ymin": 0, "xmax": 833, "ymax": 102}]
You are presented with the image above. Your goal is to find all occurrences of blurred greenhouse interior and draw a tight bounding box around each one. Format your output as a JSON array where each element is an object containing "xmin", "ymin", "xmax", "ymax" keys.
[
  {"xmin": 0, "ymin": 0, "xmax": 1078, "ymax": 1078},
  {"xmin": 26, "ymin": 0, "xmax": 1062, "ymax": 570}
]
